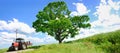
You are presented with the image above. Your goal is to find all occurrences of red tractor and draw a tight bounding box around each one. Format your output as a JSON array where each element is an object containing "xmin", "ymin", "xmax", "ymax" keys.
[{"xmin": 8, "ymin": 38, "xmax": 32, "ymax": 51}]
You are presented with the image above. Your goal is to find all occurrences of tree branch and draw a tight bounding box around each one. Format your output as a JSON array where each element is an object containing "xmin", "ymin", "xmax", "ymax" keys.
[{"xmin": 61, "ymin": 35, "xmax": 68, "ymax": 41}]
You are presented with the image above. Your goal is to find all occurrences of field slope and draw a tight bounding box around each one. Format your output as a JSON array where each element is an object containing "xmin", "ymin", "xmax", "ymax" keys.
[{"xmin": 24, "ymin": 30, "xmax": 120, "ymax": 53}]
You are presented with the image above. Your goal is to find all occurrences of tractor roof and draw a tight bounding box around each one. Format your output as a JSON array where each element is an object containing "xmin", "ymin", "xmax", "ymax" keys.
[{"xmin": 16, "ymin": 38, "xmax": 24, "ymax": 40}]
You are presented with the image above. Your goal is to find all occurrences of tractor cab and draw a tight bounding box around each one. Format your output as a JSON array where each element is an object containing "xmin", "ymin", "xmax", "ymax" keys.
[{"xmin": 15, "ymin": 38, "xmax": 25, "ymax": 43}]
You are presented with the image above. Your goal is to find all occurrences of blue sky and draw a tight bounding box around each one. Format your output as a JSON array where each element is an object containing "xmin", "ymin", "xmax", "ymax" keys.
[
  {"xmin": 0, "ymin": 0, "xmax": 100, "ymax": 26},
  {"xmin": 0, "ymin": 0, "xmax": 120, "ymax": 49}
]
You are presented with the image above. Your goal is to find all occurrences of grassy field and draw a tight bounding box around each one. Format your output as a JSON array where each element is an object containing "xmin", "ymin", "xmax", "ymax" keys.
[
  {"xmin": 24, "ymin": 42, "xmax": 105, "ymax": 53},
  {"xmin": 0, "ymin": 49, "xmax": 7, "ymax": 53},
  {"xmin": 1, "ymin": 30, "xmax": 120, "ymax": 53}
]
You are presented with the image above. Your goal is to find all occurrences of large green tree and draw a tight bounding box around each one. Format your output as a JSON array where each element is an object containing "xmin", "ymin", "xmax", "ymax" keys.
[{"xmin": 32, "ymin": 1, "xmax": 91, "ymax": 43}]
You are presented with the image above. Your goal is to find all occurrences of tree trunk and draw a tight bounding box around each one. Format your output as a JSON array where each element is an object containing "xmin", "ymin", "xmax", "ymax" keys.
[
  {"xmin": 56, "ymin": 29, "xmax": 64, "ymax": 44},
  {"xmin": 58, "ymin": 40, "xmax": 62, "ymax": 44}
]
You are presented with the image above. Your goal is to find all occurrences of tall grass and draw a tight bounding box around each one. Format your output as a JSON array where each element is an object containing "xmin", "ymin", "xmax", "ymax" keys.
[{"xmin": 79, "ymin": 30, "xmax": 120, "ymax": 53}]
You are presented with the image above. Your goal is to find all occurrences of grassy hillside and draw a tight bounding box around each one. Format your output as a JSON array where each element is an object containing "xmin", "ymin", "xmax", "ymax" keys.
[
  {"xmin": 0, "ymin": 30, "xmax": 120, "ymax": 53},
  {"xmin": 75, "ymin": 30, "xmax": 120, "ymax": 53},
  {"xmin": 23, "ymin": 30, "xmax": 120, "ymax": 53},
  {"xmin": 25, "ymin": 42, "xmax": 104, "ymax": 53}
]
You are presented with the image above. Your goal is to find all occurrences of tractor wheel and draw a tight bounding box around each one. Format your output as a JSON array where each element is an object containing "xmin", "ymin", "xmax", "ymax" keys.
[
  {"xmin": 14, "ymin": 47, "xmax": 18, "ymax": 51},
  {"xmin": 22, "ymin": 44, "xmax": 26, "ymax": 50}
]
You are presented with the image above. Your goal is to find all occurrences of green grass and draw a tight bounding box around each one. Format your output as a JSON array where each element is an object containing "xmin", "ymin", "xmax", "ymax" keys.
[
  {"xmin": 0, "ymin": 49, "xmax": 7, "ymax": 53},
  {"xmin": 81, "ymin": 30, "xmax": 120, "ymax": 53},
  {"xmin": 25, "ymin": 42, "xmax": 105, "ymax": 53}
]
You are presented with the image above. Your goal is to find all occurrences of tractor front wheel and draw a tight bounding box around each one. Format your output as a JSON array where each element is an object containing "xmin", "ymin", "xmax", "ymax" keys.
[{"xmin": 7, "ymin": 46, "xmax": 14, "ymax": 51}]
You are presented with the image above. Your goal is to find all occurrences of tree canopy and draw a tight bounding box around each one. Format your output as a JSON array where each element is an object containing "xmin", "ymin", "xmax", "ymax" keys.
[{"xmin": 32, "ymin": 1, "xmax": 91, "ymax": 43}]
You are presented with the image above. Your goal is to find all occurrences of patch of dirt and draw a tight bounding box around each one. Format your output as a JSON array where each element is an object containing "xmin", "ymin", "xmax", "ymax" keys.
[{"xmin": 5, "ymin": 49, "xmax": 34, "ymax": 53}]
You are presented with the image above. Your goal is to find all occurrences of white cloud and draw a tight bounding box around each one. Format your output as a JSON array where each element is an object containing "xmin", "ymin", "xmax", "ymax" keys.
[
  {"xmin": 88, "ymin": 0, "xmax": 120, "ymax": 38},
  {"xmin": 108, "ymin": 0, "xmax": 120, "ymax": 11},
  {"xmin": 0, "ymin": 18, "xmax": 56, "ymax": 49},
  {"xmin": 64, "ymin": 28, "xmax": 99, "ymax": 41},
  {"xmin": 92, "ymin": 0, "xmax": 120, "ymax": 28},
  {"xmin": 0, "ymin": 18, "xmax": 35, "ymax": 34},
  {"xmin": 70, "ymin": 3, "xmax": 90, "ymax": 16},
  {"xmin": 86, "ymin": 0, "xmax": 120, "ymax": 37},
  {"xmin": 101, "ymin": 0, "xmax": 107, "ymax": 4}
]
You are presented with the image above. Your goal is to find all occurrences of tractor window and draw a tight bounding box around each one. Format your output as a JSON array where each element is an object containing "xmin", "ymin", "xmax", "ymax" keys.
[
  {"xmin": 16, "ymin": 40, "xmax": 21, "ymax": 42},
  {"xmin": 16, "ymin": 40, "xmax": 25, "ymax": 42},
  {"xmin": 21, "ymin": 40, "xmax": 25, "ymax": 42}
]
